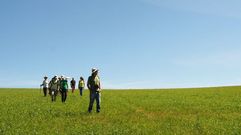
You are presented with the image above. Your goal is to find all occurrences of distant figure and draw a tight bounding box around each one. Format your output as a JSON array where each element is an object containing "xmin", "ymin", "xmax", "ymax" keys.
[
  {"xmin": 61, "ymin": 78, "xmax": 69, "ymax": 103},
  {"xmin": 70, "ymin": 78, "xmax": 76, "ymax": 93},
  {"xmin": 40, "ymin": 76, "xmax": 49, "ymax": 97},
  {"xmin": 87, "ymin": 68, "xmax": 101, "ymax": 113},
  {"xmin": 49, "ymin": 76, "xmax": 59, "ymax": 102},
  {"xmin": 78, "ymin": 77, "xmax": 85, "ymax": 96}
]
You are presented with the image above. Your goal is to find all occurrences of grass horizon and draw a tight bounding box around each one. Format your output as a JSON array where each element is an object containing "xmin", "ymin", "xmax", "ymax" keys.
[{"xmin": 0, "ymin": 85, "xmax": 241, "ymax": 90}]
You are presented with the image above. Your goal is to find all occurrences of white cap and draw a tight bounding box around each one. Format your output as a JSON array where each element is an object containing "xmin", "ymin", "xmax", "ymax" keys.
[{"xmin": 92, "ymin": 68, "xmax": 99, "ymax": 73}]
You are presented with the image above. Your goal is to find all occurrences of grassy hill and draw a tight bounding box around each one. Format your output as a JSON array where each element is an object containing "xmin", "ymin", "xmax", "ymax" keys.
[{"xmin": 0, "ymin": 86, "xmax": 241, "ymax": 135}]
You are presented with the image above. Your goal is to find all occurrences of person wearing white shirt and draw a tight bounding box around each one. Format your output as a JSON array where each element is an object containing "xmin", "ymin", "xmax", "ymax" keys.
[{"xmin": 40, "ymin": 76, "xmax": 49, "ymax": 97}]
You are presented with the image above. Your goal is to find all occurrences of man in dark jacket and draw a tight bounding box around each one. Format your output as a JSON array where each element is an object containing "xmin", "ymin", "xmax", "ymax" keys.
[
  {"xmin": 87, "ymin": 68, "xmax": 101, "ymax": 113},
  {"xmin": 70, "ymin": 78, "xmax": 76, "ymax": 93}
]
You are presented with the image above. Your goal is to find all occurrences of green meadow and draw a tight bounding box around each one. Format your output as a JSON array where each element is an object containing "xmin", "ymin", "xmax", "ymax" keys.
[{"xmin": 0, "ymin": 86, "xmax": 241, "ymax": 135}]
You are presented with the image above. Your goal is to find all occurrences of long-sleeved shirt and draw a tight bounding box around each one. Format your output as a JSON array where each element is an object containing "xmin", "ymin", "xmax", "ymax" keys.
[
  {"xmin": 41, "ymin": 80, "xmax": 49, "ymax": 88},
  {"xmin": 49, "ymin": 79, "xmax": 58, "ymax": 90}
]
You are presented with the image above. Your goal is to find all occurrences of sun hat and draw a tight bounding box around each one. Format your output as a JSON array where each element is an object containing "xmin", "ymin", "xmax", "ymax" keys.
[{"xmin": 92, "ymin": 68, "xmax": 99, "ymax": 73}]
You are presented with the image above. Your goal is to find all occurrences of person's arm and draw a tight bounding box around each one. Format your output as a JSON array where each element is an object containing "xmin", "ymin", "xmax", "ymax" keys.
[
  {"xmin": 87, "ymin": 77, "xmax": 91, "ymax": 89},
  {"xmin": 99, "ymin": 82, "xmax": 101, "ymax": 90},
  {"xmin": 98, "ymin": 76, "xmax": 101, "ymax": 90},
  {"xmin": 57, "ymin": 81, "xmax": 60, "ymax": 90},
  {"xmin": 67, "ymin": 81, "xmax": 69, "ymax": 89},
  {"xmin": 40, "ymin": 81, "xmax": 44, "ymax": 87},
  {"xmin": 49, "ymin": 81, "xmax": 52, "ymax": 89},
  {"xmin": 74, "ymin": 81, "xmax": 76, "ymax": 86},
  {"xmin": 78, "ymin": 81, "xmax": 80, "ymax": 89}
]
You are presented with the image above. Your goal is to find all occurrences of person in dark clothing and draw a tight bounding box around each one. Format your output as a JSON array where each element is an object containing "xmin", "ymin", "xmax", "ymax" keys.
[
  {"xmin": 87, "ymin": 68, "xmax": 101, "ymax": 113},
  {"xmin": 70, "ymin": 78, "xmax": 76, "ymax": 93},
  {"xmin": 61, "ymin": 78, "xmax": 69, "ymax": 103},
  {"xmin": 49, "ymin": 76, "xmax": 58, "ymax": 102}
]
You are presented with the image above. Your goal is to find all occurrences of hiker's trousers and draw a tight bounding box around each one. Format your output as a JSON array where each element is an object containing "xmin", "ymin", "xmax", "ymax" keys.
[{"xmin": 88, "ymin": 91, "xmax": 101, "ymax": 112}]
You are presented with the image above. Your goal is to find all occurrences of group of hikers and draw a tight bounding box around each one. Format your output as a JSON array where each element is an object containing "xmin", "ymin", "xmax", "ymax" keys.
[{"xmin": 40, "ymin": 68, "xmax": 101, "ymax": 113}]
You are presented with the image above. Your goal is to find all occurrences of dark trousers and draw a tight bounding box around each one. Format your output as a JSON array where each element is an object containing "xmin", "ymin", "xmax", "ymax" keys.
[
  {"xmin": 59, "ymin": 89, "xmax": 62, "ymax": 95},
  {"xmin": 88, "ymin": 91, "xmax": 101, "ymax": 112},
  {"xmin": 61, "ymin": 90, "xmax": 67, "ymax": 102},
  {"xmin": 79, "ymin": 87, "xmax": 84, "ymax": 96},
  {"xmin": 50, "ymin": 89, "xmax": 57, "ymax": 102},
  {"xmin": 43, "ymin": 87, "xmax": 48, "ymax": 96},
  {"xmin": 71, "ymin": 86, "xmax": 75, "ymax": 93}
]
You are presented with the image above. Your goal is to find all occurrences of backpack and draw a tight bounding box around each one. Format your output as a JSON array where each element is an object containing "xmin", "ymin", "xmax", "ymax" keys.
[{"xmin": 62, "ymin": 80, "xmax": 68, "ymax": 90}]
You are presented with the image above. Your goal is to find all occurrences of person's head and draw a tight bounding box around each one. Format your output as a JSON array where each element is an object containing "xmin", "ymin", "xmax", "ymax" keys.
[
  {"xmin": 91, "ymin": 68, "xmax": 99, "ymax": 76},
  {"xmin": 72, "ymin": 78, "xmax": 74, "ymax": 80},
  {"xmin": 80, "ymin": 77, "xmax": 84, "ymax": 81},
  {"xmin": 44, "ymin": 76, "xmax": 48, "ymax": 80},
  {"xmin": 92, "ymin": 68, "xmax": 96, "ymax": 73},
  {"xmin": 53, "ymin": 75, "xmax": 58, "ymax": 80}
]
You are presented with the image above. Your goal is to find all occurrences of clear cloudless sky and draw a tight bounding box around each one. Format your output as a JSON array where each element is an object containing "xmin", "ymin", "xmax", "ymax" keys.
[{"xmin": 1, "ymin": 0, "xmax": 241, "ymax": 88}]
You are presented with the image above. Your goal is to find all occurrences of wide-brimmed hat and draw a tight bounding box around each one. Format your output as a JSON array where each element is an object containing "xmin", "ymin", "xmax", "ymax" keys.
[
  {"xmin": 92, "ymin": 68, "xmax": 99, "ymax": 73},
  {"xmin": 44, "ymin": 76, "xmax": 48, "ymax": 79}
]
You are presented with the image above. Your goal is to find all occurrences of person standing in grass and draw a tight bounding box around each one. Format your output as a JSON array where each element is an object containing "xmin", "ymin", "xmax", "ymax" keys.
[
  {"xmin": 40, "ymin": 76, "xmax": 49, "ymax": 97},
  {"xmin": 70, "ymin": 78, "xmax": 76, "ymax": 93},
  {"xmin": 78, "ymin": 77, "xmax": 85, "ymax": 96},
  {"xmin": 49, "ymin": 76, "xmax": 58, "ymax": 102},
  {"xmin": 58, "ymin": 76, "xmax": 64, "ymax": 95},
  {"xmin": 87, "ymin": 68, "xmax": 101, "ymax": 113},
  {"xmin": 61, "ymin": 78, "xmax": 69, "ymax": 103}
]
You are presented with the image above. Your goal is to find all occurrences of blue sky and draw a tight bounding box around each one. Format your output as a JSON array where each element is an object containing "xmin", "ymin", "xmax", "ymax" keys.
[{"xmin": 1, "ymin": 0, "xmax": 241, "ymax": 88}]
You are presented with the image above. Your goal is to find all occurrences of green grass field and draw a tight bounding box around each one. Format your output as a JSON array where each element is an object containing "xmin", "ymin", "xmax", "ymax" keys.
[{"xmin": 0, "ymin": 86, "xmax": 241, "ymax": 135}]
